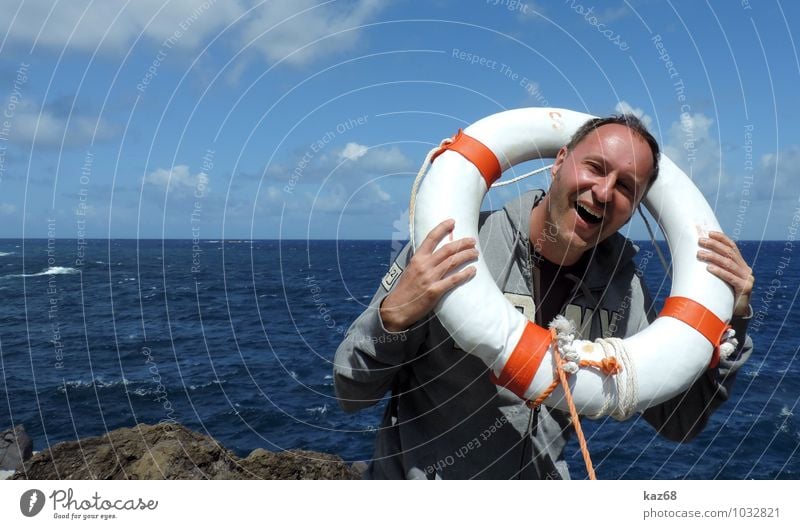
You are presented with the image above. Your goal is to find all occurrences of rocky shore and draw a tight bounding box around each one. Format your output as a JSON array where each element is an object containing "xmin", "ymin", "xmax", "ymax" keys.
[{"xmin": 2, "ymin": 423, "xmax": 361, "ymax": 480}]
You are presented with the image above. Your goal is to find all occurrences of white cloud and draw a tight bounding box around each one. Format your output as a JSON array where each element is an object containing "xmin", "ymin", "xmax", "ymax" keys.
[
  {"xmin": 240, "ymin": 0, "xmax": 384, "ymax": 66},
  {"xmin": 614, "ymin": 100, "xmax": 653, "ymax": 129},
  {"xmin": 144, "ymin": 164, "xmax": 210, "ymax": 195},
  {"xmin": 256, "ymin": 141, "xmax": 410, "ymax": 218},
  {"xmin": 340, "ymin": 145, "xmax": 414, "ymax": 174},
  {"xmin": 662, "ymin": 112, "xmax": 723, "ymax": 193},
  {"xmin": 3, "ymin": 0, "xmax": 243, "ymax": 53},
  {"xmin": 0, "ymin": 203, "xmax": 17, "ymax": 215},
  {"xmin": 757, "ymin": 146, "xmax": 800, "ymax": 200},
  {"xmin": 10, "ymin": 104, "xmax": 118, "ymax": 148},
  {"xmin": 339, "ymin": 142, "xmax": 368, "ymax": 161},
  {"xmin": 3, "ymin": 0, "xmax": 387, "ymax": 69},
  {"xmin": 597, "ymin": 6, "xmax": 632, "ymax": 24}
]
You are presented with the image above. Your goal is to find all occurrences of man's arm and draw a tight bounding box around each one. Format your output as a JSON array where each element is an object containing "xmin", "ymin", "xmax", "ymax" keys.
[
  {"xmin": 333, "ymin": 220, "xmax": 478, "ymax": 412},
  {"xmin": 641, "ymin": 309, "xmax": 753, "ymax": 442},
  {"xmin": 640, "ymin": 231, "xmax": 755, "ymax": 441}
]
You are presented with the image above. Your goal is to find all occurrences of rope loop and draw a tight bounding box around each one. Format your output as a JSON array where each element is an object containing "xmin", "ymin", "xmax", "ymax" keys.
[{"xmin": 580, "ymin": 357, "xmax": 623, "ymax": 376}]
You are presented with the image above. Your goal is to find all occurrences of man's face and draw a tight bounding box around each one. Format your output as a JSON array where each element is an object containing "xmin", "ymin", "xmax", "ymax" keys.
[{"xmin": 544, "ymin": 123, "xmax": 654, "ymax": 260}]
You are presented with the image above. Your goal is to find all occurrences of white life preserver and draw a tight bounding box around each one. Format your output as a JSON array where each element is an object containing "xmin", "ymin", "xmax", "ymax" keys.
[{"xmin": 413, "ymin": 107, "xmax": 734, "ymax": 417}]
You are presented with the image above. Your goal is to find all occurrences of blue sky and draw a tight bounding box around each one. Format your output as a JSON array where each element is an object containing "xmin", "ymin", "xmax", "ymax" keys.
[{"xmin": 0, "ymin": 0, "xmax": 797, "ymax": 240}]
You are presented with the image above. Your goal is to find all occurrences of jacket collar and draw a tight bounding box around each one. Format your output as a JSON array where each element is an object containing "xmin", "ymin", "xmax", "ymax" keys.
[{"xmin": 501, "ymin": 189, "xmax": 638, "ymax": 290}]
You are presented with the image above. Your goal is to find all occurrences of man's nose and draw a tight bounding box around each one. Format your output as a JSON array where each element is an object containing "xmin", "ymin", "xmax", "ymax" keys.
[{"xmin": 593, "ymin": 173, "xmax": 616, "ymax": 203}]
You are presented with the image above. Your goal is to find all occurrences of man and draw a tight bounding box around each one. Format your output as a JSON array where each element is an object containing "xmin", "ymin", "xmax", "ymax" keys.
[{"xmin": 333, "ymin": 115, "xmax": 754, "ymax": 479}]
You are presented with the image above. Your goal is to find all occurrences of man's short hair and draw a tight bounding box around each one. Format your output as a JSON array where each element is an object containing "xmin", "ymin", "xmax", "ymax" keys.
[{"xmin": 566, "ymin": 114, "xmax": 660, "ymax": 188}]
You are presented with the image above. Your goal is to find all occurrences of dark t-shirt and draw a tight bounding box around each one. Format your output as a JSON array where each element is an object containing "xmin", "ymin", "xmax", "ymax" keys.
[{"xmin": 531, "ymin": 250, "xmax": 589, "ymax": 327}]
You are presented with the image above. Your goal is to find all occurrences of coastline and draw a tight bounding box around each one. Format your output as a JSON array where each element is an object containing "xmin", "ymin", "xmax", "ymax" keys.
[{"xmin": 5, "ymin": 423, "xmax": 361, "ymax": 480}]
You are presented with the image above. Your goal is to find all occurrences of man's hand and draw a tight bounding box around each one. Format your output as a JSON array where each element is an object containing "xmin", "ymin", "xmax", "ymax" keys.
[
  {"xmin": 380, "ymin": 219, "xmax": 479, "ymax": 332},
  {"xmin": 697, "ymin": 231, "xmax": 754, "ymax": 317}
]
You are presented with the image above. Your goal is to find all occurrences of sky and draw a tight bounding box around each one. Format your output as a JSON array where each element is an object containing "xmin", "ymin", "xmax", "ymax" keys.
[{"xmin": 0, "ymin": 0, "xmax": 797, "ymax": 240}]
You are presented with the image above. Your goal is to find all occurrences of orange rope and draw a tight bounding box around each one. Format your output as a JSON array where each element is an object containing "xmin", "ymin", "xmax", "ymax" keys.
[
  {"xmin": 526, "ymin": 329, "xmax": 624, "ymax": 480},
  {"xmin": 580, "ymin": 357, "xmax": 623, "ymax": 375}
]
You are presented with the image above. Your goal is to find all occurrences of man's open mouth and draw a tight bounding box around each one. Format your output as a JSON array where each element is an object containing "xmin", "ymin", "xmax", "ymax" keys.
[{"xmin": 575, "ymin": 202, "xmax": 604, "ymax": 225}]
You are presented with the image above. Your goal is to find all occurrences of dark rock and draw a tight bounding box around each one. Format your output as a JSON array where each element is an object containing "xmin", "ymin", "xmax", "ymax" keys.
[
  {"xmin": 11, "ymin": 423, "xmax": 359, "ymax": 480},
  {"xmin": 1, "ymin": 425, "xmax": 33, "ymax": 471}
]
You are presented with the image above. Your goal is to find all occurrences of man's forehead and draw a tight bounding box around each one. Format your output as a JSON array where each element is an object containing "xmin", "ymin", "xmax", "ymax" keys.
[
  {"xmin": 570, "ymin": 124, "xmax": 655, "ymax": 185},
  {"xmin": 576, "ymin": 123, "xmax": 644, "ymax": 149}
]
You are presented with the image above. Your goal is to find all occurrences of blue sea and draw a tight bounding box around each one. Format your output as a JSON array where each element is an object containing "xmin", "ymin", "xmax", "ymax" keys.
[{"xmin": 0, "ymin": 238, "xmax": 797, "ymax": 479}]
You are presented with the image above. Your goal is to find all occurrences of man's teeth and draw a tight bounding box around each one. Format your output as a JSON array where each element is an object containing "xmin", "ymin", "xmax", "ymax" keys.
[{"xmin": 577, "ymin": 203, "xmax": 603, "ymax": 220}]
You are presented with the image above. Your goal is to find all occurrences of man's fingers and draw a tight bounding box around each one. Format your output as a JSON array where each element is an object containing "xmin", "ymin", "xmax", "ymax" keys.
[
  {"xmin": 432, "ymin": 247, "xmax": 479, "ymax": 277},
  {"xmin": 699, "ymin": 236, "xmax": 742, "ymax": 265},
  {"xmin": 430, "ymin": 237, "xmax": 477, "ymax": 267},
  {"xmin": 707, "ymin": 231, "xmax": 734, "ymax": 246},
  {"xmin": 697, "ymin": 249, "xmax": 737, "ymax": 272},
  {"xmin": 705, "ymin": 263, "xmax": 745, "ymax": 291},
  {"xmin": 418, "ymin": 219, "xmax": 456, "ymax": 256},
  {"xmin": 438, "ymin": 266, "xmax": 477, "ymax": 292}
]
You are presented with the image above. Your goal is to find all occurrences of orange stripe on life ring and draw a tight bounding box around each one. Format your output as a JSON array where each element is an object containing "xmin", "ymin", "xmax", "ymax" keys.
[
  {"xmin": 431, "ymin": 129, "xmax": 502, "ymax": 187},
  {"xmin": 489, "ymin": 321, "xmax": 552, "ymax": 399},
  {"xmin": 658, "ymin": 296, "xmax": 730, "ymax": 369}
]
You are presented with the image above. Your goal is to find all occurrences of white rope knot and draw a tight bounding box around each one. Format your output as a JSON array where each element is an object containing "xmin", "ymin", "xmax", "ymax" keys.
[
  {"xmin": 564, "ymin": 350, "xmax": 581, "ymax": 363},
  {"xmin": 562, "ymin": 362, "xmax": 579, "ymax": 374},
  {"xmin": 550, "ymin": 315, "xmax": 578, "ymax": 358},
  {"xmin": 591, "ymin": 337, "xmax": 638, "ymax": 421},
  {"xmin": 549, "ymin": 316, "xmax": 581, "ymax": 374},
  {"xmin": 717, "ymin": 328, "xmax": 738, "ymax": 361}
]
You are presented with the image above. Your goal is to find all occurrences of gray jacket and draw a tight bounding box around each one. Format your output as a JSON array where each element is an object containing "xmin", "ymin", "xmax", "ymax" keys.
[{"xmin": 333, "ymin": 190, "xmax": 752, "ymax": 479}]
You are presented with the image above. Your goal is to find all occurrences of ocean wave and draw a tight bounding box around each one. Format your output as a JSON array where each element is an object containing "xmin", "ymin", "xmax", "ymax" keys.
[
  {"xmin": 305, "ymin": 404, "xmax": 328, "ymax": 416},
  {"xmin": 4, "ymin": 266, "xmax": 80, "ymax": 279},
  {"xmin": 0, "ymin": 252, "xmax": 13, "ymax": 256},
  {"xmin": 188, "ymin": 379, "xmax": 226, "ymax": 391},
  {"xmin": 57, "ymin": 377, "xmax": 131, "ymax": 393},
  {"xmin": 132, "ymin": 387, "xmax": 155, "ymax": 397}
]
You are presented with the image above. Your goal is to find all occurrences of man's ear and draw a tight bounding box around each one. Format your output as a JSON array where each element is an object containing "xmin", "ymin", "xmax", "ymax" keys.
[{"xmin": 551, "ymin": 146, "xmax": 569, "ymax": 180}]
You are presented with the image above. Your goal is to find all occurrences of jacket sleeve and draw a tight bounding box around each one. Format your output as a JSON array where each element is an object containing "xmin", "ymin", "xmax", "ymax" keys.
[
  {"xmin": 333, "ymin": 242, "xmax": 429, "ymax": 412},
  {"xmin": 633, "ymin": 277, "xmax": 754, "ymax": 442}
]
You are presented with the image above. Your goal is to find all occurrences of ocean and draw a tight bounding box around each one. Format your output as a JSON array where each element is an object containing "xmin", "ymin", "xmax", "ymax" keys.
[{"xmin": 0, "ymin": 238, "xmax": 797, "ymax": 479}]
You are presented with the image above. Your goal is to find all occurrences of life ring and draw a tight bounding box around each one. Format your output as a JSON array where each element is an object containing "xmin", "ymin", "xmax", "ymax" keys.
[{"xmin": 413, "ymin": 107, "xmax": 734, "ymax": 417}]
